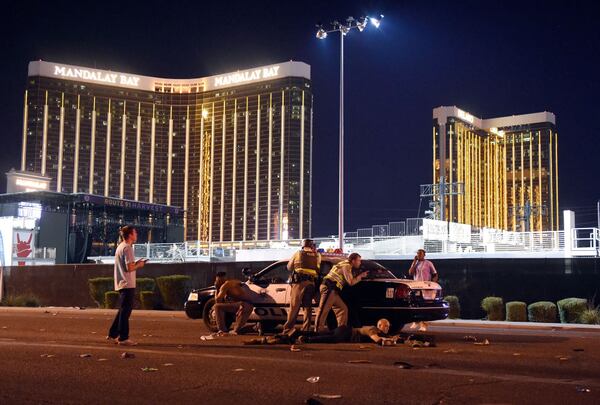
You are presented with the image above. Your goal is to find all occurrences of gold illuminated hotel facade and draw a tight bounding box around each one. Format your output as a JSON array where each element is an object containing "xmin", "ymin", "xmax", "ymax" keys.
[
  {"xmin": 433, "ymin": 106, "xmax": 559, "ymax": 232},
  {"xmin": 21, "ymin": 60, "xmax": 313, "ymax": 241}
]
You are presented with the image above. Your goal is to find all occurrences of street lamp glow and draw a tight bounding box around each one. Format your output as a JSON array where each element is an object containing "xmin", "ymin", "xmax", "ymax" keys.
[
  {"xmin": 316, "ymin": 28, "xmax": 327, "ymax": 40},
  {"xmin": 369, "ymin": 14, "xmax": 384, "ymax": 28}
]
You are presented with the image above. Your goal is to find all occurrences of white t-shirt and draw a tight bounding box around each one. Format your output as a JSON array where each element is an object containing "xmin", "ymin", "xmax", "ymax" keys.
[{"xmin": 114, "ymin": 242, "xmax": 136, "ymax": 290}]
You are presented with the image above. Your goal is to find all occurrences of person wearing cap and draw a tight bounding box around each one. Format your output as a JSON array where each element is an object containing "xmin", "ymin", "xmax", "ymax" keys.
[
  {"xmin": 282, "ymin": 239, "xmax": 321, "ymax": 334},
  {"xmin": 314, "ymin": 253, "xmax": 368, "ymax": 332}
]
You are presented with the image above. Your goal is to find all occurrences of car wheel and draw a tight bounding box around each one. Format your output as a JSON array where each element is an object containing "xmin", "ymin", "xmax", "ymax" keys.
[
  {"xmin": 184, "ymin": 305, "xmax": 202, "ymax": 320},
  {"xmin": 202, "ymin": 298, "xmax": 233, "ymax": 333}
]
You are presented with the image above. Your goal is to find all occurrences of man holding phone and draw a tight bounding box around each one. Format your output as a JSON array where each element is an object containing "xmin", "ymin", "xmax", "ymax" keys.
[
  {"xmin": 408, "ymin": 249, "xmax": 438, "ymax": 282},
  {"xmin": 107, "ymin": 225, "xmax": 147, "ymax": 346}
]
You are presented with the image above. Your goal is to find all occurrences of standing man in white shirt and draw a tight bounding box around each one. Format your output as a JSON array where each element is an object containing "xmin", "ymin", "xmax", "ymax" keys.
[
  {"xmin": 107, "ymin": 226, "xmax": 146, "ymax": 346},
  {"xmin": 408, "ymin": 249, "xmax": 438, "ymax": 282}
]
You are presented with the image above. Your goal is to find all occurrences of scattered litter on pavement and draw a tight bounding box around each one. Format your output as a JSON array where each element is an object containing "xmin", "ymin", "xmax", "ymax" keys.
[
  {"xmin": 474, "ymin": 339, "xmax": 490, "ymax": 346},
  {"xmin": 463, "ymin": 335, "xmax": 478, "ymax": 342},
  {"xmin": 443, "ymin": 349, "xmax": 459, "ymax": 354},
  {"xmin": 426, "ymin": 363, "xmax": 444, "ymax": 369},
  {"xmin": 141, "ymin": 367, "xmax": 158, "ymax": 372},
  {"xmin": 394, "ymin": 361, "xmax": 414, "ymax": 369},
  {"xmin": 313, "ymin": 394, "xmax": 342, "ymax": 400},
  {"xmin": 233, "ymin": 368, "xmax": 246, "ymax": 372},
  {"xmin": 557, "ymin": 356, "xmax": 569, "ymax": 361},
  {"xmin": 44, "ymin": 310, "xmax": 50, "ymax": 314},
  {"xmin": 200, "ymin": 335, "xmax": 215, "ymax": 341},
  {"xmin": 121, "ymin": 352, "xmax": 135, "ymax": 359},
  {"xmin": 142, "ymin": 334, "xmax": 154, "ymax": 337},
  {"xmin": 97, "ymin": 358, "xmax": 108, "ymax": 362},
  {"xmin": 163, "ymin": 363, "xmax": 174, "ymax": 367},
  {"xmin": 79, "ymin": 353, "xmax": 92, "ymax": 358},
  {"xmin": 290, "ymin": 345, "xmax": 301, "ymax": 352},
  {"xmin": 347, "ymin": 360, "xmax": 372, "ymax": 364},
  {"xmin": 306, "ymin": 376, "xmax": 320, "ymax": 384},
  {"xmin": 1, "ymin": 326, "xmax": 7, "ymax": 329},
  {"xmin": 90, "ymin": 331, "xmax": 97, "ymax": 334},
  {"xmin": 576, "ymin": 386, "xmax": 591, "ymax": 393},
  {"xmin": 177, "ymin": 345, "xmax": 184, "ymax": 349},
  {"xmin": 358, "ymin": 345, "xmax": 371, "ymax": 350},
  {"xmin": 573, "ymin": 348, "xmax": 584, "ymax": 352},
  {"xmin": 40, "ymin": 354, "xmax": 55, "ymax": 358},
  {"xmin": 512, "ymin": 353, "xmax": 521, "ymax": 356},
  {"xmin": 303, "ymin": 353, "xmax": 313, "ymax": 357}
]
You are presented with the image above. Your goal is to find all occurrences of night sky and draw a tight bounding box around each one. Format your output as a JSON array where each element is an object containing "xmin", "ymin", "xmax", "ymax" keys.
[{"xmin": 1, "ymin": 0, "xmax": 599, "ymax": 236}]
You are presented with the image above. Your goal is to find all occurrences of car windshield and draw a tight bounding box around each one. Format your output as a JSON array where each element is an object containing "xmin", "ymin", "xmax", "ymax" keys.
[{"xmin": 358, "ymin": 261, "xmax": 396, "ymax": 279}]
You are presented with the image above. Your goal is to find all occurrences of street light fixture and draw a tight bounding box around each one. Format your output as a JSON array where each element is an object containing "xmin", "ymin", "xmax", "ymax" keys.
[{"xmin": 315, "ymin": 14, "xmax": 383, "ymax": 251}]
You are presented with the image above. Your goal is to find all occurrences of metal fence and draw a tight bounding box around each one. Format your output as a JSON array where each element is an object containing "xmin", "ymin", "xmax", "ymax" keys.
[{"xmin": 119, "ymin": 226, "xmax": 600, "ymax": 263}]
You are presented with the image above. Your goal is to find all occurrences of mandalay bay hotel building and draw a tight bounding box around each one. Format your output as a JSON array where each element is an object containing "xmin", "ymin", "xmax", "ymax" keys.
[
  {"xmin": 433, "ymin": 106, "xmax": 559, "ymax": 232},
  {"xmin": 21, "ymin": 60, "xmax": 313, "ymax": 242}
]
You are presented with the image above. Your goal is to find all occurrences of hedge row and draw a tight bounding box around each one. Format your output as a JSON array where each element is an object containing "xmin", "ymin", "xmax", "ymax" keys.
[
  {"xmin": 444, "ymin": 296, "xmax": 598, "ymax": 324},
  {"xmin": 89, "ymin": 275, "xmax": 191, "ymax": 310}
]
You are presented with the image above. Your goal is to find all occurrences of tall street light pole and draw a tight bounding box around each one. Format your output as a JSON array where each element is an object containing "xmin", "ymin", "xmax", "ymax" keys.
[{"xmin": 316, "ymin": 14, "xmax": 383, "ymax": 251}]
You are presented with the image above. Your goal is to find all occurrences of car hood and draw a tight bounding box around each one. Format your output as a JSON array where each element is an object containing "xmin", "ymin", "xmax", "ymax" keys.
[{"xmin": 366, "ymin": 279, "xmax": 441, "ymax": 290}]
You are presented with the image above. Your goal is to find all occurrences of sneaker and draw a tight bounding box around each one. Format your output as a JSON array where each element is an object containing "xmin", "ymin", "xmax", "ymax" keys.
[
  {"xmin": 118, "ymin": 339, "xmax": 137, "ymax": 346},
  {"xmin": 296, "ymin": 335, "xmax": 306, "ymax": 344},
  {"xmin": 106, "ymin": 336, "xmax": 118, "ymax": 344}
]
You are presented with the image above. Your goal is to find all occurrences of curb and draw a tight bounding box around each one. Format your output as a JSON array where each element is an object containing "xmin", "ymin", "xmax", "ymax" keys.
[{"xmin": 426, "ymin": 319, "xmax": 600, "ymax": 333}]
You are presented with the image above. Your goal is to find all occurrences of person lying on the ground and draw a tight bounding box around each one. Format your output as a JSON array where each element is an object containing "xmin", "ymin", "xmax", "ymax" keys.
[
  {"xmin": 213, "ymin": 274, "xmax": 256, "ymax": 335},
  {"xmin": 244, "ymin": 319, "xmax": 399, "ymax": 346}
]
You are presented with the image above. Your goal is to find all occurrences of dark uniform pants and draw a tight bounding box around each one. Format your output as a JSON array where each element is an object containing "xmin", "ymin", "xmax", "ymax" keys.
[{"xmin": 283, "ymin": 280, "xmax": 315, "ymax": 333}]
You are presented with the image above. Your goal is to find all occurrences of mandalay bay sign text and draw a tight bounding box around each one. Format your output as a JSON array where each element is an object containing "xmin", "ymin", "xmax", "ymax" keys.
[
  {"xmin": 213, "ymin": 66, "xmax": 280, "ymax": 87},
  {"xmin": 53, "ymin": 65, "xmax": 141, "ymax": 87}
]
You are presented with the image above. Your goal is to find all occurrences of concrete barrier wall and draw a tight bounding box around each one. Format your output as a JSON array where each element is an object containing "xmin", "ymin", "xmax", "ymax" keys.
[{"xmin": 2, "ymin": 257, "xmax": 599, "ymax": 318}]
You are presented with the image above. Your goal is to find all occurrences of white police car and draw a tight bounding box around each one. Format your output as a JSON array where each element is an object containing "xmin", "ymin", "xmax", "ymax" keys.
[{"xmin": 184, "ymin": 255, "xmax": 449, "ymax": 334}]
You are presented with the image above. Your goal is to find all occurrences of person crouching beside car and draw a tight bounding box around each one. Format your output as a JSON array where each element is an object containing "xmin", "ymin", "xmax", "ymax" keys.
[
  {"xmin": 213, "ymin": 274, "xmax": 255, "ymax": 336},
  {"xmin": 314, "ymin": 253, "xmax": 368, "ymax": 332}
]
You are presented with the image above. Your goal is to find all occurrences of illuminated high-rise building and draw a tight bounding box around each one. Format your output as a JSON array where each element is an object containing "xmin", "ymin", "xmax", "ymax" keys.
[
  {"xmin": 21, "ymin": 60, "xmax": 313, "ymax": 241},
  {"xmin": 433, "ymin": 106, "xmax": 559, "ymax": 231}
]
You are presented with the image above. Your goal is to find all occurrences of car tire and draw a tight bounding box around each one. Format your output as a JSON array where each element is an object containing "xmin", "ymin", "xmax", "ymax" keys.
[
  {"xmin": 202, "ymin": 298, "xmax": 233, "ymax": 333},
  {"xmin": 184, "ymin": 305, "xmax": 202, "ymax": 320}
]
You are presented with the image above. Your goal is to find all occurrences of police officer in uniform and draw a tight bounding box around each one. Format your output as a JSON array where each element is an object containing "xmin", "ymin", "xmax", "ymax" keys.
[
  {"xmin": 314, "ymin": 253, "xmax": 368, "ymax": 332},
  {"xmin": 282, "ymin": 239, "xmax": 321, "ymax": 334}
]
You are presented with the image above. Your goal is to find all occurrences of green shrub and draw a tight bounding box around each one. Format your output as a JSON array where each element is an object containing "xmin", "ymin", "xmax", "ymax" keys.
[
  {"xmin": 104, "ymin": 291, "xmax": 120, "ymax": 309},
  {"xmin": 527, "ymin": 301, "xmax": 557, "ymax": 323},
  {"xmin": 481, "ymin": 296, "xmax": 504, "ymax": 321},
  {"xmin": 579, "ymin": 308, "xmax": 600, "ymax": 325},
  {"xmin": 506, "ymin": 301, "xmax": 527, "ymax": 322},
  {"xmin": 156, "ymin": 275, "xmax": 192, "ymax": 310},
  {"xmin": 140, "ymin": 291, "xmax": 156, "ymax": 310},
  {"xmin": 88, "ymin": 277, "xmax": 114, "ymax": 307},
  {"xmin": 1, "ymin": 294, "xmax": 41, "ymax": 307},
  {"xmin": 557, "ymin": 298, "xmax": 587, "ymax": 323},
  {"xmin": 136, "ymin": 278, "xmax": 156, "ymax": 292},
  {"xmin": 444, "ymin": 295, "xmax": 460, "ymax": 319}
]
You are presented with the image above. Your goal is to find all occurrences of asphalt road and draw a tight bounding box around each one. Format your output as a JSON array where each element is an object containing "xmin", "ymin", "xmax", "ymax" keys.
[{"xmin": 0, "ymin": 307, "xmax": 599, "ymax": 404}]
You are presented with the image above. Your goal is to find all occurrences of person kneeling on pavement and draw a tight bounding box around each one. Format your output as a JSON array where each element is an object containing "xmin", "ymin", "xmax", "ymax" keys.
[{"xmin": 213, "ymin": 272, "xmax": 255, "ymax": 335}]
